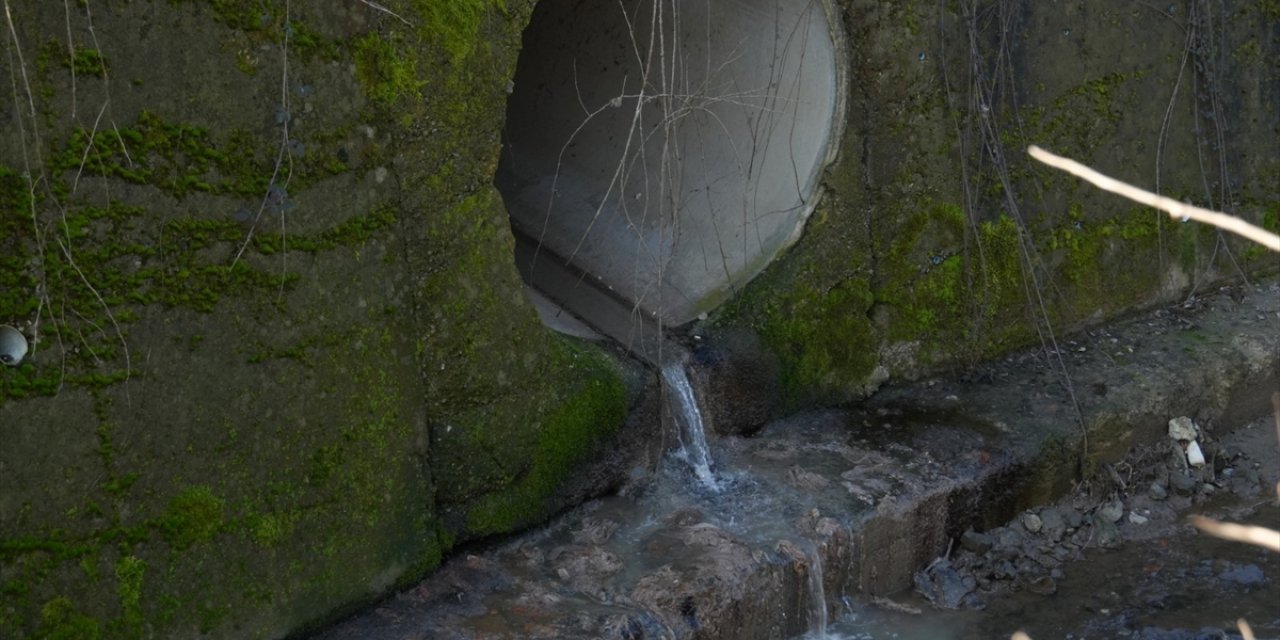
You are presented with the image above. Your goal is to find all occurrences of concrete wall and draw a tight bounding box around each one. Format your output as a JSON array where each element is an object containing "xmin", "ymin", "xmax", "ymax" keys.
[{"xmin": 0, "ymin": 1, "xmax": 1275, "ymax": 638}]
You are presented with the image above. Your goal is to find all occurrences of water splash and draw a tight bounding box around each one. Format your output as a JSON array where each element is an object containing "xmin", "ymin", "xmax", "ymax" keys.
[{"xmin": 659, "ymin": 360, "xmax": 720, "ymax": 492}]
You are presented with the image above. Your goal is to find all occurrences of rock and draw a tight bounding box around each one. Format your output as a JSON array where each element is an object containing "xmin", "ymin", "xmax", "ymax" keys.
[
  {"xmin": 1039, "ymin": 508, "xmax": 1067, "ymax": 541},
  {"xmin": 1169, "ymin": 472, "xmax": 1197, "ymax": 495},
  {"xmin": 913, "ymin": 559, "xmax": 974, "ymax": 610},
  {"xmin": 995, "ymin": 527, "xmax": 1024, "ymax": 548},
  {"xmin": 1167, "ymin": 416, "xmax": 1199, "ymax": 441},
  {"xmin": 1061, "ymin": 507, "xmax": 1083, "ymax": 529},
  {"xmin": 1199, "ymin": 483, "xmax": 1216, "ymax": 495},
  {"xmin": 1021, "ymin": 513, "xmax": 1043, "ymax": 534},
  {"xmin": 1148, "ymin": 481, "xmax": 1168, "ymax": 501},
  {"xmin": 572, "ymin": 517, "xmax": 621, "ymax": 545},
  {"xmin": 1128, "ymin": 512, "xmax": 1149, "ymax": 525},
  {"xmin": 1219, "ymin": 563, "xmax": 1265, "ymax": 586},
  {"xmin": 961, "ymin": 529, "xmax": 994, "ymax": 554},
  {"xmin": 1094, "ymin": 519, "xmax": 1122, "ymax": 548},
  {"xmin": 1098, "ymin": 500, "xmax": 1125, "ymax": 524}
]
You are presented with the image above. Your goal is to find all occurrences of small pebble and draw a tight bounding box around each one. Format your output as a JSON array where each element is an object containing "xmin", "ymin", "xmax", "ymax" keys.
[
  {"xmin": 1098, "ymin": 500, "xmax": 1124, "ymax": 524},
  {"xmin": 1128, "ymin": 512, "xmax": 1148, "ymax": 525},
  {"xmin": 1021, "ymin": 513, "xmax": 1043, "ymax": 534},
  {"xmin": 1170, "ymin": 472, "xmax": 1198, "ymax": 495},
  {"xmin": 1148, "ymin": 481, "xmax": 1168, "ymax": 501}
]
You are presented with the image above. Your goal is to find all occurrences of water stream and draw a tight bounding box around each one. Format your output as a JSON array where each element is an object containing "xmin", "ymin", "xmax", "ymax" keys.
[
  {"xmin": 803, "ymin": 542, "xmax": 830, "ymax": 640},
  {"xmin": 659, "ymin": 358, "xmax": 721, "ymax": 492}
]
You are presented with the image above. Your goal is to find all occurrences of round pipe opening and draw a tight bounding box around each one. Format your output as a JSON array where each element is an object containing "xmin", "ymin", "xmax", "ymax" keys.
[{"xmin": 497, "ymin": 0, "xmax": 846, "ymax": 337}]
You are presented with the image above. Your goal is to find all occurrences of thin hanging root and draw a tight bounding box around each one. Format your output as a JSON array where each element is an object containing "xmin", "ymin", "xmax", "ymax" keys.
[
  {"xmin": 351, "ymin": 0, "xmax": 411, "ymax": 26},
  {"xmin": 1027, "ymin": 146, "xmax": 1280, "ymax": 252}
]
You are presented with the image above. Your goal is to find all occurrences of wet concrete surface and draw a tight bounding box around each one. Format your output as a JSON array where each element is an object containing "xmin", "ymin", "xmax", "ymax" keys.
[{"xmin": 310, "ymin": 282, "xmax": 1280, "ymax": 640}]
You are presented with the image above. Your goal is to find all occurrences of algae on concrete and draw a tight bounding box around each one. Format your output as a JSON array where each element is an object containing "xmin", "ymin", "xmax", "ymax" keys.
[{"xmin": 0, "ymin": 1, "xmax": 627, "ymax": 638}]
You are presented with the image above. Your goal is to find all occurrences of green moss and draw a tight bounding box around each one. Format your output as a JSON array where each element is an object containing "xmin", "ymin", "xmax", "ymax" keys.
[
  {"xmin": 157, "ymin": 486, "xmax": 225, "ymax": 550},
  {"xmin": 37, "ymin": 597, "xmax": 100, "ymax": 640},
  {"xmin": 413, "ymin": 0, "xmax": 504, "ymax": 61},
  {"xmin": 758, "ymin": 279, "xmax": 877, "ymax": 405},
  {"xmin": 252, "ymin": 205, "xmax": 397, "ymax": 255},
  {"xmin": 113, "ymin": 556, "xmax": 144, "ymax": 633},
  {"xmin": 66, "ymin": 47, "xmax": 108, "ymax": 77},
  {"xmin": 465, "ymin": 344, "xmax": 627, "ymax": 535},
  {"xmin": 245, "ymin": 511, "xmax": 296, "ymax": 549},
  {"xmin": 53, "ymin": 111, "xmax": 271, "ymax": 198},
  {"xmin": 353, "ymin": 33, "xmax": 424, "ymax": 107}
]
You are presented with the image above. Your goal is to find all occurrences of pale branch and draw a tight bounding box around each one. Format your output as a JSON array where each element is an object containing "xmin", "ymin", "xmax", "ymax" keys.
[
  {"xmin": 1027, "ymin": 146, "xmax": 1280, "ymax": 252},
  {"xmin": 1188, "ymin": 515, "xmax": 1280, "ymax": 553}
]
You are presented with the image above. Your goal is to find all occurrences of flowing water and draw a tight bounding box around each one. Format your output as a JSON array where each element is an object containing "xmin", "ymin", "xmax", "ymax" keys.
[
  {"xmin": 659, "ymin": 359, "xmax": 721, "ymax": 492},
  {"xmin": 802, "ymin": 542, "xmax": 830, "ymax": 640}
]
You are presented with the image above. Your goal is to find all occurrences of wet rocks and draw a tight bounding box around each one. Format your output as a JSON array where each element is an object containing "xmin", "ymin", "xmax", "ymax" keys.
[
  {"xmin": 1038, "ymin": 508, "xmax": 1068, "ymax": 541},
  {"xmin": 1218, "ymin": 563, "xmax": 1265, "ymax": 586},
  {"xmin": 1170, "ymin": 471, "xmax": 1199, "ymax": 495},
  {"xmin": 913, "ymin": 558, "xmax": 976, "ymax": 609},
  {"xmin": 1020, "ymin": 512, "xmax": 1043, "ymax": 534},
  {"xmin": 1149, "ymin": 481, "xmax": 1168, "ymax": 500},
  {"xmin": 961, "ymin": 529, "xmax": 994, "ymax": 554},
  {"xmin": 1097, "ymin": 500, "xmax": 1125, "ymax": 524}
]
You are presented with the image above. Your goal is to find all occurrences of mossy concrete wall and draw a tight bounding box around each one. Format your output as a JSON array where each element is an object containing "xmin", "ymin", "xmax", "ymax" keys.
[
  {"xmin": 1, "ymin": 1, "xmax": 1277, "ymax": 639},
  {"xmin": 1, "ymin": 1, "xmax": 630, "ymax": 638},
  {"xmin": 721, "ymin": 0, "xmax": 1279, "ymax": 407}
]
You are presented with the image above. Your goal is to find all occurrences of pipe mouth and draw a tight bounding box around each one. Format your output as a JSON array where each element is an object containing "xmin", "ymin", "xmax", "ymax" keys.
[{"xmin": 497, "ymin": 0, "xmax": 846, "ymax": 342}]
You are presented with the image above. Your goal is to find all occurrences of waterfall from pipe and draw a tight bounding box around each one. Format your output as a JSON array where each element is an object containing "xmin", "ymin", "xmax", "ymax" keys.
[
  {"xmin": 659, "ymin": 360, "xmax": 720, "ymax": 492},
  {"xmin": 805, "ymin": 543, "xmax": 829, "ymax": 639}
]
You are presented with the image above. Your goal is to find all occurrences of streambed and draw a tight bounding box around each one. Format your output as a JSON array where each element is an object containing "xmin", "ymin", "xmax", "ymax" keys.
[{"xmin": 310, "ymin": 283, "xmax": 1280, "ymax": 640}]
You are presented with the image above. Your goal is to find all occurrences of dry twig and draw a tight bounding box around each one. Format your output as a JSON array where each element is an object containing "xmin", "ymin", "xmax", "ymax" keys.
[
  {"xmin": 1027, "ymin": 146, "xmax": 1280, "ymax": 251},
  {"xmin": 1188, "ymin": 516, "xmax": 1280, "ymax": 552}
]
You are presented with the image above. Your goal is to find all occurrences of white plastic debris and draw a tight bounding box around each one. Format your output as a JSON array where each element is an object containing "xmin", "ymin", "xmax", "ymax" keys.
[
  {"xmin": 1186, "ymin": 440, "xmax": 1206, "ymax": 468},
  {"xmin": 1167, "ymin": 416, "xmax": 1199, "ymax": 441}
]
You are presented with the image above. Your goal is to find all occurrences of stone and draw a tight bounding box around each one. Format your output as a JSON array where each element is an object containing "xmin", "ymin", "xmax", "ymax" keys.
[
  {"xmin": 1169, "ymin": 472, "xmax": 1198, "ymax": 495},
  {"xmin": 1148, "ymin": 481, "xmax": 1168, "ymax": 501},
  {"xmin": 1219, "ymin": 563, "xmax": 1265, "ymax": 586},
  {"xmin": 1167, "ymin": 416, "xmax": 1201, "ymax": 441},
  {"xmin": 1128, "ymin": 512, "xmax": 1149, "ymax": 525},
  {"xmin": 961, "ymin": 529, "xmax": 994, "ymax": 554},
  {"xmin": 913, "ymin": 559, "xmax": 974, "ymax": 610},
  {"xmin": 1098, "ymin": 500, "xmax": 1125, "ymax": 524},
  {"xmin": 1062, "ymin": 507, "xmax": 1084, "ymax": 529},
  {"xmin": 1021, "ymin": 513, "xmax": 1043, "ymax": 534},
  {"xmin": 1094, "ymin": 519, "xmax": 1122, "ymax": 548},
  {"xmin": 1167, "ymin": 416, "xmax": 1199, "ymax": 441},
  {"xmin": 1039, "ymin": 508, "xmax": 1068, "ymax": 541}
]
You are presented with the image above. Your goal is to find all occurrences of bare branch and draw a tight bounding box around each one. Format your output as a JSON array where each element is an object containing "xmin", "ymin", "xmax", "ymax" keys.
[
  {"xmin": 1188, "ymin": 515, "xmax": 1280, "ymax": 552},
  {"xmin": 1238, "ymin": 618, "xmax": 1256, "ymax": 640},
  {"xmin": 1027, "ymin": 145, "xmax": 1280, "ymax": 252}
]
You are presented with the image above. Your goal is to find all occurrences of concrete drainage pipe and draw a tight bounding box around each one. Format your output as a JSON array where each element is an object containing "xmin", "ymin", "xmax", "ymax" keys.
[{"xmin": 497, "ymin": 0, "xmax": 847, "ymax": 354}]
